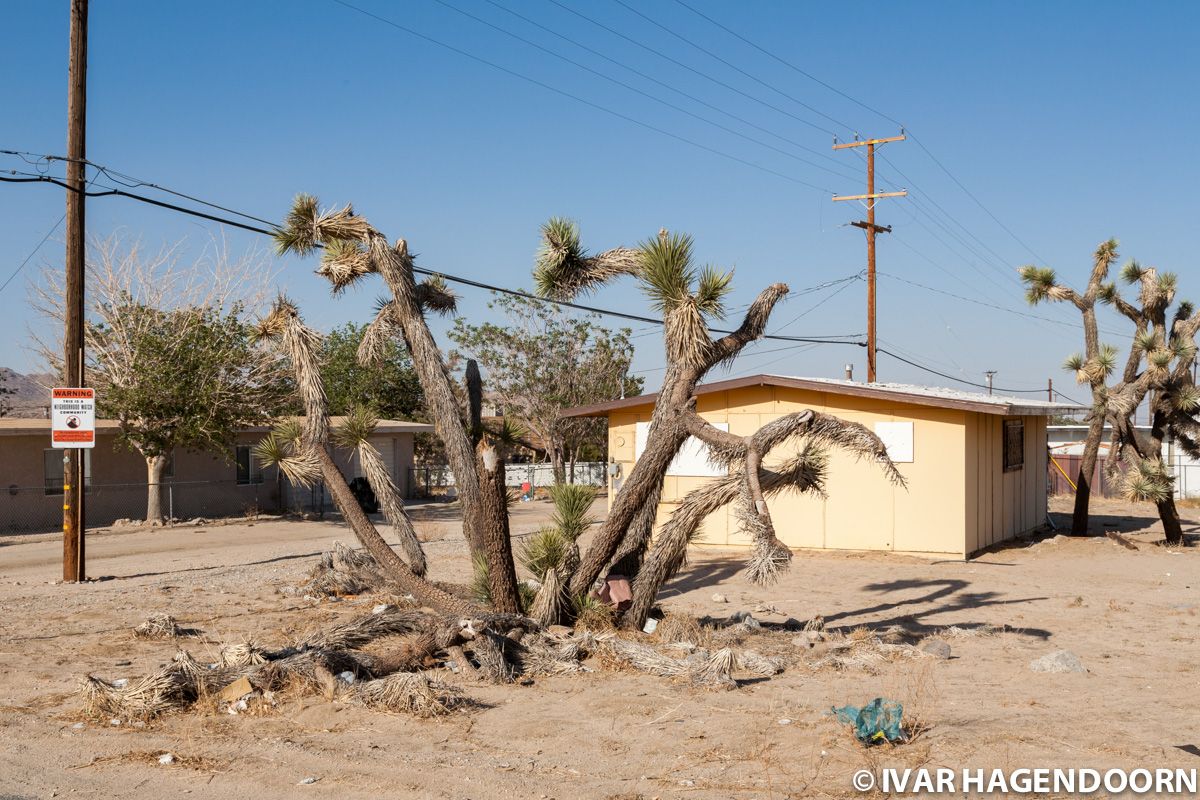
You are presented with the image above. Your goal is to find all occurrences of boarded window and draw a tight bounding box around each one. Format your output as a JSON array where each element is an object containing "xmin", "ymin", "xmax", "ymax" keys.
[
  {"xmin": 1003, "ymin": 420, "xmax": 1024, "ymax": 472},
  {"xmin": 634, "ymin": 421, "xmax": 729, "ymax": 477},
  {"xmin": 235, "ymin": 445, "xmax": 263, "ymax": 485}
]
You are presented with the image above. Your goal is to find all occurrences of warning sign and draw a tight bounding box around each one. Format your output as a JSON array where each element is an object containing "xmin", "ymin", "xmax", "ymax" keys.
[{"xmin": 51, "ymin": 387, "xmax": 96, "ymax": 448}]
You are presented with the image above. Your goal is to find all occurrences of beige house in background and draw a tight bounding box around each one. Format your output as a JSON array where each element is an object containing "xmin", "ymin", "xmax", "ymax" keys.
[
  {"xmin": 566, "ymin": 375, "xmax": 1083, "ymax": 559},
  {"xmin": 0, "ymin": 417, "xmax": 432, "ymax": 533}
]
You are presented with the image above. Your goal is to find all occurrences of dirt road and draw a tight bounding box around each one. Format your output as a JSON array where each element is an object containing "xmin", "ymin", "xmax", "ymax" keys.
[{"xmin": 0, "ymin": 496, "xmax": 1197, "ymax": 798}]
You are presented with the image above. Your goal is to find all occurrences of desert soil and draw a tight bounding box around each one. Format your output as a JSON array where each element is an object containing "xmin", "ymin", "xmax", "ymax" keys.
[{"xmin": 0, "ymin": 495, "xmax": 1198, "ymax": 799}]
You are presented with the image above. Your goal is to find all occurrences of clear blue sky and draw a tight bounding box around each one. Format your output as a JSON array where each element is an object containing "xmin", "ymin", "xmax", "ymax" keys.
[{"xmin": 2, "ymin": 0, "xmax": 1196, "ymax": 401}]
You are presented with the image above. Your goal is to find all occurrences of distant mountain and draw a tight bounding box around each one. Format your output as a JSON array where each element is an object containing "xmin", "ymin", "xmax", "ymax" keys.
[{"xmin": 0, "ymin": 368, "xmax": 56, "ymax": 418}]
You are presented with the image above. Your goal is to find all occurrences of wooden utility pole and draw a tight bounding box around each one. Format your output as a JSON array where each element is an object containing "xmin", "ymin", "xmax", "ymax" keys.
[
  {"xmin": 1047, "ymin": 377, "xmax": 1053, "ymax": 403},
  {"xmin": 63, "ymin": 0, "xmax": 88, "ymax": 582},
  {"xmin": 833, "ymin": 133, "xmax": 906, "ymax": 383}
]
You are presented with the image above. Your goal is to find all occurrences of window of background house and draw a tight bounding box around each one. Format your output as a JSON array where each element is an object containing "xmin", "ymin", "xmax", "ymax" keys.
[
  {"xmin": 1003, "ymin": 419, "xmax": 1025, "ymax": 472},
  {"xmin": 235, "ymin": 445, "xmax": 262, "ymax": 485},
  {"xmin": 43, "ymin": 449, "xmax": 92, "ymax": 495}
]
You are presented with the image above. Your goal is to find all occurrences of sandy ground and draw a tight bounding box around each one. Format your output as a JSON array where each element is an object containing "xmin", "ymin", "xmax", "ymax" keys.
[{"xmin": 0, "ymin": 496, "xmax": 1198, "ymax": 799}]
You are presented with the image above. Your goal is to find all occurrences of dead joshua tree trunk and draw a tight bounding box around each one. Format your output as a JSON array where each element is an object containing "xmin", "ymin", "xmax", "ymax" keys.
[
  {"xmin": 255, "ymin": 299, "xmax": 470, "ymax": 615},
  {"xmin": 274, "ymin": 197, "xmax": 514, "ymax": 595},
  {"xmin": 467, "ymin": 358, "xmax": 522, "ymax": 613},
  {"xmin": 313, "ymin": 446, "xmax": 473, "ymax": 614},
  {"xmin": 478, "ymin": 442, "xmax": 521, "ymax": 613}
]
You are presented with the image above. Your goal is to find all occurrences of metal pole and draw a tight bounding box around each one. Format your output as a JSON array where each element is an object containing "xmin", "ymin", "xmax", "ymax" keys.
[
  {"xmin": 1048, "ymin": 377, "xmax": 1053, "ymax": 402},
  {"xmin": 985, "ymin": 371, "xmax": 997, "ymax": 396},
  {"xmin": 62, "ymin": 0, "xmax": 88, "ymax": 583}
]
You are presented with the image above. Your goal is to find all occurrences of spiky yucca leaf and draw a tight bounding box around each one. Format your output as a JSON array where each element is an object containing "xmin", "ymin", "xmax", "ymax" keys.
[
  {"xmin": 547, "ymin": 483, "xmax": 596, "ymax": 541},
  {"xmin": 1098, "ymin": 344, "xmax": 1119, "ymax": 375},
  {"xmin": 1148, "ymin": 348, "xmax": 1173, "ymax": 372},
  {"xmin": 1173, "ymin": 384, "xmax": 1200, "ymax": 413},
  {"xmin": 1170, "ymin": 338, "xmax": 1196, "ymax": 362},
  {"xmin": 1019, "ymin": 266, "xmax": 1058, "ymax": 305},
  {"xmin": 1135, "ymin": 330, "xmax": 1160, "ymax": 352},
  {"xmin": 254, "ymin": 421, "xmax": 320, "ymax": 487},
  {"xmin": 333, "ymin": 405, "xmax": 378, "ymax": 449},
  {"xmin": 1175, "ymin": 300, "xmax": 1195, "ymax": 321},
  {"xmin": 1094, "ymin": 238, "xmax": 1119, "ymax": 268},
  {"xmin": 1120, "ymin": 259, "xmax": 1145, "ymax": 284},
  {"xmin": 1097, "ymin": 282, "xmax": 1119, "ymax": 304},
  {"xmin": 1157, "ymin": 272, "xmax": 1178, "ymax": 301},
  {"xmin": 414, "ymin": 274, "xmax": 458, "ymax": 316},
  {"xmin": 274, "ymin": 194, "xmax": 321, "ymax": 255},
  {"xmin": 1123, "ymin": 459, "xmax": 1173, "ymax": 504},
  {"xmin": 639, "ymin": 231, "xmax": 696, "ymax": 313},
  {"xmin": 694, "ymin": 265, "xmax": 733, "ymax": 319},
  {"xmin": 518, "ymin": 527, "xmax": 572, "ymax": 577},
  {"xmin": 1064, "ymin": 353, "xmax": 1086, "ymax": 375},
  {"xmin": 318, "ymin": 238, "xmax": 373, "ymax": 294},
  {"xmin": 533, "ymin": 218, "xmax": 643, "ymax": 300}
]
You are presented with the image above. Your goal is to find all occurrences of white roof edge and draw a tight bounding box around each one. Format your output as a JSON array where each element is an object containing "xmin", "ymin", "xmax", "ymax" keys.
[{"xmin": 763, "ymin": 374, "xmax": 1088, "ymax": 412}]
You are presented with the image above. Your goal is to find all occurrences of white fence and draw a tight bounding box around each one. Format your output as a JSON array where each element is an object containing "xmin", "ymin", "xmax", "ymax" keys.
[{"xmin": 407, "ymin": 462, "xmax": 606, "ymax": 497}]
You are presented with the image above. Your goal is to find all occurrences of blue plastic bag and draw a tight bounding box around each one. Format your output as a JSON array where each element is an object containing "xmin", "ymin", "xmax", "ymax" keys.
[{"xmin": 831, "ymin": 697, "xmax": 905, "ymax": 744}]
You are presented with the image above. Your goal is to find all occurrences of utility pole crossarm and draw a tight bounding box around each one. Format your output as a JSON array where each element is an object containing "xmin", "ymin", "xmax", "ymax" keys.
[
  {"xmin": 831, "ymin": 132, "xmax": 906, "ymax": 384},
  {"xmin": 832, "ymin": 134, "xmax": 907, "ymax": 150},
  {"xmin": 832, "ymin": 190, "xmax": 908, "ymax": 202}
]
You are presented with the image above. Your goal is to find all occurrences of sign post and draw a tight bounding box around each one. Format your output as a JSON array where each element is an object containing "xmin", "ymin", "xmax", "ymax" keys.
[{"xmin": 52, "ymin": 387, "xmax": 93, "ymax": 581}]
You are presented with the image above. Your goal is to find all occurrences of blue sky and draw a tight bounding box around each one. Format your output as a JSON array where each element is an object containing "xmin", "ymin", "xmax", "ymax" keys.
[{"xmin": 2, "ymin": 0, "xmax": 1196, "ymax": 400}]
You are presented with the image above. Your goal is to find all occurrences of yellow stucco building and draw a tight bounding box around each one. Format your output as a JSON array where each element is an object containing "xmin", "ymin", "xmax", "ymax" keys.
[{"xmin": 568, "ymin": 375, "xmax": 1083, "ymax": 559}]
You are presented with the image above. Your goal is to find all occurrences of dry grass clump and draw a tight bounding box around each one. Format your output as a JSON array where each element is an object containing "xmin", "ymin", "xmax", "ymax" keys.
[
  {"xmin": 653, "ymin": 612, "xmax": 714, "ymax": 648},
  {"xmin": 219, "ymin": 639, "xmax": 269, "ymax": 668},
  {"xmin": 805, "ymin": 628, "xmax": 933, "ymax": 674},
  {"xmin": 936, "ymin": 624, "xmax": 1000, "ymax": 639},
  {"xmin": 353, "ymin": 672, "xmax": 464, "ymax": 718},
  {"xmin": 296, "ymin": 606, "xmax": 429, "ymax": 651},
  {"xmin": 291, "ymin": 542, "xmax": 388, "ymax": 598},
  {"xmin": 79, "ymin": 666, "xmax": 193, "ymax": 721},
  {"xmin": 598, "ymin": 636, "xmax": 741, "ymax": 690},
  {"xmin": 736, "ymin": 649, "xmax": 787, "ymax": 676},
  {"xmin": 133, "ymin": 613, "xmax": 198, "ymax": 639},
  {"xmin": 573, "ymin": 595, "xmax": 617, "ymax": 633}
]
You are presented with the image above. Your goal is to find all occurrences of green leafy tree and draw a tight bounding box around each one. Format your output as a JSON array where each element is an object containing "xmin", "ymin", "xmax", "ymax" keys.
[
  {"xmin": 32, "ymin": 235, "xmax": 289, "ymax": 522},
  {"xmin": 320, "ymin": 322, "xmax": 424, "ymax": 420},
  {"xmin": 448, "ymin": 293, "xmax": 641, "ymax": 482}
]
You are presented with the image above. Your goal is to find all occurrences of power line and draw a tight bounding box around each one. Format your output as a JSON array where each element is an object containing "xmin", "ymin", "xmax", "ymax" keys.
[
  {"xmin": 481, "ymin": 0, "xmax": 858, "ymax": 180},
  {"xmin": 668, "ymin": 0, "xmax": 905, "ymax": 130},
  {"xmin": 769, "ymin": 272, "xmax": 862, "ymax": 332},
  {"xmin": 609, "ymin": 0, "xmax": 852, "ymax": 137},
  {"xmin": 0, "ymin": 212, "xmax": 66, "ymax": 294},
  {"xmin": 2, "ymin": 163, "xmax": 864, "ymax": 348},
  {"xmin": 430, "ymin": 0, "xmax": 859, "ymax": 184},
  {"xmin": 328, "ymin": 0, "xmax": 835, "ymax": 193},
  {"xmin": 541, "ymin": 0, "xmax": 853, "ymax": 165},
  {"xmin": 877, "ymin": 346, "xmax": 1050, "ymax": 394}
]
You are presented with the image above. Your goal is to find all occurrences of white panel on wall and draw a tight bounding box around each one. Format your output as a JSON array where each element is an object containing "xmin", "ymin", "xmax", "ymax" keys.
[
  {"xmin": 874, "ymin": 421, "xmax": 914, "ymax": 463},
  {"xmin": 635, "ymin": 421, "xmax": 730, "ymax": 477}
]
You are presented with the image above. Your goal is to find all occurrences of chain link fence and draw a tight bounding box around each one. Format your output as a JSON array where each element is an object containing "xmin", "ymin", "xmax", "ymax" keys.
[
  {"xmin": 407, "ymin": 462, "xmax": 606, "ymax": 498},
  {"xmin": 0, "ymin": 477, "xmax": 344, "ymax": 534}
]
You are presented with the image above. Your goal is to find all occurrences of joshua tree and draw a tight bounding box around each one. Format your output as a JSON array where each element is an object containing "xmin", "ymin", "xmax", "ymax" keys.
[
  {"xmin": 1020, "ymin": 239, "xmax": 1119, "ymax": 535},
  {"xmin": 532, "ymin": 219, "xmax": 902, "ymax": 627},
  {"xmin": 272, "ymin": 196, "xmax": 521, "ymax": 612},
  {"xmin": 1022, "ymin": 245, "xmax": 1200, "ymax": 544}
]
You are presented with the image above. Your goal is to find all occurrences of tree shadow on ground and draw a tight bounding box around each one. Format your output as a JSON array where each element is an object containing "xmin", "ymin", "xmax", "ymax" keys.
[{"xmin": 823, "ymin": 578, "xmax": 1051, "ymax": 640}]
